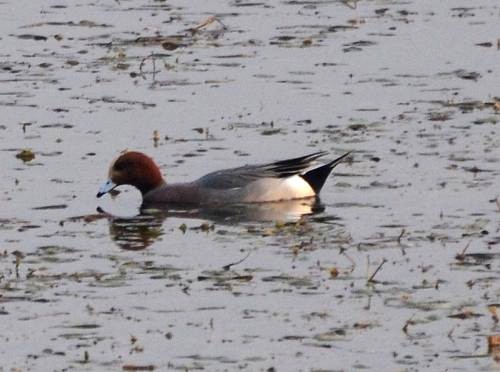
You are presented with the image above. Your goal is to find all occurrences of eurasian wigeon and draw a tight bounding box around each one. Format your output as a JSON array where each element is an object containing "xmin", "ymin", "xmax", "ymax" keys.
[{"xmin": 97, "ymin": 151, "xmax": 350, "ymax": 205}]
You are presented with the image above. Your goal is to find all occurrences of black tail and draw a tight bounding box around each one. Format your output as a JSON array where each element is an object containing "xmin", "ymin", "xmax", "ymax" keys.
[{"xmin": 301, "ymin": 152, "xmax": 351, "ymax": 194}]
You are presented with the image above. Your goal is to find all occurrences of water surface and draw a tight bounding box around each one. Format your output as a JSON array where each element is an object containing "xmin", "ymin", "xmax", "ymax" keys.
[{"xmin": 1, "ymin": 0, "xmax": 499, "ymax": 370}]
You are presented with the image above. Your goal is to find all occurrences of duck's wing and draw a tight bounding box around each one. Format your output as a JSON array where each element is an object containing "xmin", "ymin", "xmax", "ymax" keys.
[{"xmin": 196, "ymin": 151, "xmax": 328, "ymax": 190}]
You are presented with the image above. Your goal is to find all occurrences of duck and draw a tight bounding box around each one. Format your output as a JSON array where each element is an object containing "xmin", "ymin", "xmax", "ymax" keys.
[{"xmin": 97, "ymin": 150, "xmax": 350, "ymax": 205}]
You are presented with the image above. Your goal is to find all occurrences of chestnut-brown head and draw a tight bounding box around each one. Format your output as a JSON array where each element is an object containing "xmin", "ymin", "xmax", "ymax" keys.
[{"xmin": 97, "ymin": 151, "xmax": 164, "ymax": 198}]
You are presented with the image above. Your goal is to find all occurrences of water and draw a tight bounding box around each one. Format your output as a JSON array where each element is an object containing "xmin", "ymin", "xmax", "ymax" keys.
[{"xmin": 0, "ymin": 0, "xmax": 499, "ymax": 370}]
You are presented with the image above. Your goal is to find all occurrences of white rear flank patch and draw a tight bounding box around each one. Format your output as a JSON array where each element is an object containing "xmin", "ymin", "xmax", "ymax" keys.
[
  {"xmin": 243, "ymin": 175, "xmax": 315, "ymax": 202},
  {"xmin": 283, "ymin": 175, "xmax": 315, "ymax": 199}
]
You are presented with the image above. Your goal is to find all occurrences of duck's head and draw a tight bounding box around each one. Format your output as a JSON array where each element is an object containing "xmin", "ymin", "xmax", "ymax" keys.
[{"xmin": 97, "ymin": 151, "xmax": 164, "ymax": 198}]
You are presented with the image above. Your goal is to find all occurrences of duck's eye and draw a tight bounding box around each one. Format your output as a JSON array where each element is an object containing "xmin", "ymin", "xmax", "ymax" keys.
[{"xmin": 114, "ymin": 162, "xmax": 125, "ymax": 171}]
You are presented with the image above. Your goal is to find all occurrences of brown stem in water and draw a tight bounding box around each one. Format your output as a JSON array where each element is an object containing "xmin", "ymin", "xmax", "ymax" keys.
[
  {"xmin": 139, "ymin": 52, "xmax": 157, "ymax": 82},
  {"xmin": 223, "ymin": 251, "xmax": 251, "ymax": 271},
  {"xmin": 368, "ymin": 258, "xmax": 387, "ymax": 283}
]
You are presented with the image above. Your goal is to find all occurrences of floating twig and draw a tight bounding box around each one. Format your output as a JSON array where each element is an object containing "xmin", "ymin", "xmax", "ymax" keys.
[
  {"xmin": 368, "ymin": 258, "xmax": 387, "ymax": 283},
  {"xmin": 12, "ymin": 250, "xmax": 24, "ymax": 278},
  {"xmin": 191, "ymin": 16, "xmax": 217, "ymax": 32},
  {"xmin": 397, "ymin": 228, "xmax": 405, "ymax": 245},
  {"xmin": 402, "ymin": 314, "xmax": 415, "ymax": 335},
  {"xmin": 366, "ymin": 255, "xmax": 370, "ymax": 278},
  {"xmin": 223, "ymin": 251, "xmax": 251, "ymax": 271},
  {"xmin": 363, "ymin": 294, "xmax": 371, "ymax": 311},
  {"xmin": 83, "ymin": 350, "xmax": 89, "ymax": 363},
  {"xmin": 139, "ymin": 52, "xmax": 158, "ymax": 82},
  {"xmin": 188, "ymin": 16, "xmax": 227, "ymax": 34},
  {"xmin": 455, "ymin": 241, "xmax": 471, "ymax": 261},
  {"xmin": 447, "ymin": 325, "xmax": 456, "ymax": 340},
  {"xmin": 398, "ymin": 228, "xmax": 407, "ymax": 256},
  {"xmin": 340, "ymin": 247, "xmax": 356, "ymax": 272}
]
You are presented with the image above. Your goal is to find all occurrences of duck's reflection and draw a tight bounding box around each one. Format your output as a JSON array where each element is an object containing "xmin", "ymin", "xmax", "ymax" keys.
[
  {"xmin": 108, "ymin": 213, "xmax": 165, "ymax": 251},
  {"xmin": 104, "ymin": 198, "xmax": 324, "ymax": 251}
]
